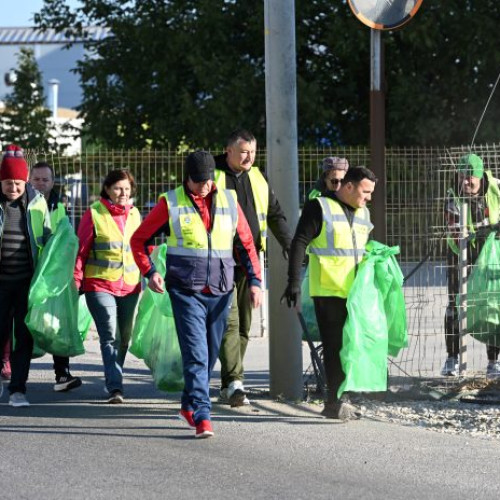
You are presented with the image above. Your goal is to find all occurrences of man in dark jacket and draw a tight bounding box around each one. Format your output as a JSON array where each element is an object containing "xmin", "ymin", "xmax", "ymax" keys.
[
  {"xmin": 29, "ymin": 162, "xmax": 82, "ymax": 391},
  {"xmin": 283, "ymin": 166, "xmax": 377, "ymax": 420},
  {"xmin": 214, "ymin": 129, "xmax": 292, "ymax": 406}
]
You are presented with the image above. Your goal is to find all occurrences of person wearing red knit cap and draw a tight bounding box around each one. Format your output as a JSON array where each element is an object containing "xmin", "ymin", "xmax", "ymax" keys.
[{"xmin": 0, "ymin": 144, "xmax": 52, "ymax": 407}]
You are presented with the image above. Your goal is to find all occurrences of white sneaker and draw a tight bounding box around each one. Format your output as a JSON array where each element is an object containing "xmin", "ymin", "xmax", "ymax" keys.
[
  {"xmin": 227, "ymin": 381, "xmax": 250, "ymax": 407},
  {"xmin": 441, "ymin": 357, "xmax": 458, "ymax": 377},
  {"xmin": 9, "ymin": 392, "xmax": 30, "ymax": 407},
  {"xmin": 219, "ymin": 384, "xmax": 250, "ymax": 405},
  {"xmin": 486, "ymin": 361, "xmax": 500, "ymax": 380}
]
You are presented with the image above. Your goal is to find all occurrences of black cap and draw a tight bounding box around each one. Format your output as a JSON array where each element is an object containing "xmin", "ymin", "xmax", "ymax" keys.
[{"xmin": 185, "ymin": 151, "xmax": 215, "ymax": 182}]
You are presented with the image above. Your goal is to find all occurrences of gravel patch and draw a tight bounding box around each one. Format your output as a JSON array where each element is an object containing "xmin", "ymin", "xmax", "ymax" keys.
[{"xmin": 362, "ymin": 400, "xmax": 500, "ymax": 439}]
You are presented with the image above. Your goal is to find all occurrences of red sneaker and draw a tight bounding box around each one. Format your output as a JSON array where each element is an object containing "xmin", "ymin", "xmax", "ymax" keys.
[
  {"xmin": 178, "ymin": 409, "xmax": 195, "ymax": 429},
  {"xmin": 195, "ymin": 420, "xmax": 214, "ymax": 439}
]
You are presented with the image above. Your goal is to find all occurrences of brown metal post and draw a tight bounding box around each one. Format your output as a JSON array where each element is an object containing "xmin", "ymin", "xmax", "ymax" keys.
[{"xmin": 370, "ymin": 29, "xmax": 387, "ymax": 243}]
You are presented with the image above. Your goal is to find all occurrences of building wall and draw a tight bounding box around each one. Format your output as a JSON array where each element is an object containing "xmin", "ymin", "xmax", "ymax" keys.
[{"xmin": 0, "ymin": 42, "xmax": 85, "ymax": 109}]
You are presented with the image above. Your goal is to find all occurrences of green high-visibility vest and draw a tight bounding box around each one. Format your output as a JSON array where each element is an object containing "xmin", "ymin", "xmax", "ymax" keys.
[
  {"xmin": 84, "ymin": 201, "xmax": 141, "ymax": 285},
  {"xmin": 446, "ymin": 170, "xmax": 500, "ymax": 255},
  {"xmin": 50, "ymin": 202, "xmax": 66, "ymax": 230},
  {"xmin": 26, "ymin": 193, "xmax": 51, "ymax": 266},
  {"xmin": 215, "ymin": 167, "xmax": 269, "ymax": 250},
  {"xmin": 308, "ymin": 197, "xmax": 373, "ymax": 298}
]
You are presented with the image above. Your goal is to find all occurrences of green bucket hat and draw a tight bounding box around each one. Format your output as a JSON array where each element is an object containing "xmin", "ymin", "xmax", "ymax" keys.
[{"xmin": 457, "ymin": 153, "xmax": 484, "ymax": 179}]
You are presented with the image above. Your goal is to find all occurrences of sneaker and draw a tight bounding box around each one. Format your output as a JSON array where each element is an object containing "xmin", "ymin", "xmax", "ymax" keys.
[
  {"xmin": 178, "ymin": 409, "xmax": 196, "ymax": 429},
  {"xmin": 219, "ymin": 387, "xmax": 229, "ymax": 402},
  {"xmin": 486, "ymin": 361, "xmax": 500, "ymax": 380},
  {"xmin": 227, "ymin": 380, "xmax": 249, "ymax": 408},
  {"xmin": 441, "ymin": 356, "xmax": 458, "ymax": 377},
  {"xmin": 54, "ymin": 374, "xmax": 82, "ymax": 392},
  {"xmin": 219, "ymin": 386, "xmax": 250, "ymax": 406},
  {"xmin": 108, "ymin": 390, "xmax": 124, "ymax": 404},
  {"xmin": 9, "ymin": 392, "xmax": 30, "ymax": 408},
  {"xmin": 321, "ymin": 401, "xmax": 362, "ymax": 421},
  {"xmin": 1, "ymin": 360, "xmax": 11, "ymax": 380},
  {"xmin": 195, "ymin": 420, "xmax": 214, "ymax": 439}
]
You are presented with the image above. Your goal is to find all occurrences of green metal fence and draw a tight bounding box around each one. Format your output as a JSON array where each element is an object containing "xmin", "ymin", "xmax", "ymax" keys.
[{"xmin": 25, "ymin": 143, "xmax": 500, "ymax": 382}]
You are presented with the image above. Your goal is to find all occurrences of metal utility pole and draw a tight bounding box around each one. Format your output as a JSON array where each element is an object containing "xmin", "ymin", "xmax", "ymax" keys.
[
  {"xmin": 370, "ymin": 29, "xmax": 387, "ymax": 242},
  {"xmin": 348, "ymin": 0, "xmax": 424, "ymax": 243},
  {"xmin": 264, "ymin": 0, "xmax": 303, "ymax": 400}
]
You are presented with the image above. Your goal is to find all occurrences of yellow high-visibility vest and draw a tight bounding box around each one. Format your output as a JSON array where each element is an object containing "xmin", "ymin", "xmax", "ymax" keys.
[
  {"xmin": 160, "ymin": 186, "xmax": 238, "ymax": 293},
  {"xmin": 215, "ymin": 166, "xmax": 269, "ymax": 250},
  {"xmin": 84, "ymin": 201, "xmax": 141, "ymax": 285},
  {"xmin": 308, "ymin": 197, "xmax": 373, "ymax": 298}
]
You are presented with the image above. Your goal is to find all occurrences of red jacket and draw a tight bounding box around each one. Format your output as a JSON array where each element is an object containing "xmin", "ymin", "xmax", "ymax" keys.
[
  {"xmin": 74, "ymin": 197, "xmax": 141, "ymax": 296},
  {"xmin": 131, "ymin": 183, "xmax": 262, "ymax": 291}
]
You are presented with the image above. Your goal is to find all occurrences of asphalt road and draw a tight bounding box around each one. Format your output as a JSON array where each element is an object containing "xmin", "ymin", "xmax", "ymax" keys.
[{"xmin": 1, "ymin": 337, "xmax": 499, "ymax": 500}]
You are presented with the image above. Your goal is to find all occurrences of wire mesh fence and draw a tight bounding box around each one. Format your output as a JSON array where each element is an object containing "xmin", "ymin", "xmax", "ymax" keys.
[{"xmin": 24, "ymin": 143, "xmax": 500, "ymax": 384}]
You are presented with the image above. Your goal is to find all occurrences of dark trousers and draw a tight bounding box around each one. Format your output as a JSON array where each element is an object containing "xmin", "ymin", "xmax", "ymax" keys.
[
  {"xmin": 0, "ymin": 278, "xmax": 33, "ymax": 394},
  {"xmin": 169, "ymin": 288, "xmax": 233, "ymax": 424},
  {"xmin": 445, "ymin": 251, "xmax": 500, "ymax": 360},
  {"xmin": 53, "ymin": 355, "xmax": 70, "ymax": 377},
  {"xmin": 313, "ymin": 296, "xmax": 348, "ymax": 403},
  {"xmin": 0, "ymin": 319, "xmax": 70, "ymax": 378},
  {"xmin": 218, "ymin": 269, "xmax": 252, "ymax": 388}
]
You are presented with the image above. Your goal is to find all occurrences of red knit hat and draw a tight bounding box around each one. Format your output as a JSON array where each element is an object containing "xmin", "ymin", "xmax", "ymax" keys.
[{"xmin": 0, "ymin": 144, "xmax": 29, "ymax": 181}]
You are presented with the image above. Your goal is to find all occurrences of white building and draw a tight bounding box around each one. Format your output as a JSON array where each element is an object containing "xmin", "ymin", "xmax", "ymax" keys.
[{"xmin": 0, "ymin": 27, "xmax": 109, "ymax": 154}]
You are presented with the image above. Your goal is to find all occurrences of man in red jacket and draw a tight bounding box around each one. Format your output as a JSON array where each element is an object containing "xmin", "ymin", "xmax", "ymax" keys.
[{"xmin": 131, "ymin": 151, "xmax": 261, "ymax": 438}]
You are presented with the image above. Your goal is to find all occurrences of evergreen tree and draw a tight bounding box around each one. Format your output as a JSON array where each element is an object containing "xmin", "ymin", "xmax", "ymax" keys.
[{"xmin": 0, "ymin": 48, "xmax": 54, "ymax": 150}]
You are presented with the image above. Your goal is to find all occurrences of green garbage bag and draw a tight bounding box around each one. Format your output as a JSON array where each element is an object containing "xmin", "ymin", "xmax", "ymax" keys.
[
  {"xmin": 130, "ymin": 244, "xmax": 183, "ymax": 392},
  {"xmin": 300, "ymin": 266, "xmax": 321, "ymax": 342},
  {"xmin": 465, "ymin": 232, "xmax": 500, "ymax": 346},
  {"xmin": 25, "ymin": 217, "xmax": 86, "ymax": 357},
  {"xmin": 338, "ymin": 241, "xmax": 408, "ymax": 398}
]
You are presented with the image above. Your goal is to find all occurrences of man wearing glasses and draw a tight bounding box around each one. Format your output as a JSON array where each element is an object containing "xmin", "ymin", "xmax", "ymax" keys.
[
  {"xmin": 442, "ymin": 153, "xmax": 500, "ymax": 379},
  {"xmin": 308, "ymin": 157, "xmax": 349, "ymax": 200}
]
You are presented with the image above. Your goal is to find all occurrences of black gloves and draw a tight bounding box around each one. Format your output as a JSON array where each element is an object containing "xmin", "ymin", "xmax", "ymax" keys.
[{"xmin": 281, "ymin": 284, "xmax": 301, "ymax": 308}]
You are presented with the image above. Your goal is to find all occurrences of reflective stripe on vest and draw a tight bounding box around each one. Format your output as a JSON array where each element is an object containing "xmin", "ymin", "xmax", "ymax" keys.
[
  {"xmin": 215, "ymin": 166, "xmax": 269, "ymax": 250},
  {"xmin": 84, "ymin": 201, "xmax": 141, "ymax": 285},
  {"xmin": 308, "ymin": 197, "xmax": 373, "ymax": 298},
  {"xmin": 161, "ymin": 186, "xmax": 238, "ymax": 291},
  {"xmin": 446, "ymin": 170, "xmax": 500, "ymax": 255}
]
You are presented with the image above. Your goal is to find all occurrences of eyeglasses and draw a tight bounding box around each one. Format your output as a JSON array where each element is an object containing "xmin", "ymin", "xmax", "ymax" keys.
[{"xmin": 327, "ymin": 178, "xmax": 342, "ymax": 186}]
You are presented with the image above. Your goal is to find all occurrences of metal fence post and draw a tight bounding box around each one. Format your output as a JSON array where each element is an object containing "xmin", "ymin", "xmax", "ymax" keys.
[
  {"xmin": 259, "ymin": 252, "xmax": 268, "ymax": 337},
  {"xmin": 458, "ymin": 202, "xmax": 468, "ymax": 376}
]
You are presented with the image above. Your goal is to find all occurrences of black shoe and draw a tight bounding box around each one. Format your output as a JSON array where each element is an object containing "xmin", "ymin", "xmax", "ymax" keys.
[
  {"xmin": 321, "ymin": 401, "xmax": 362, "ymax": 421},
  {"xmin": 54, "ymin": 374, "xmax": 82, "ymax": 392},
  {"xmin": 108, "ymin": 390, "xmax": 124, "ymax": 404}
]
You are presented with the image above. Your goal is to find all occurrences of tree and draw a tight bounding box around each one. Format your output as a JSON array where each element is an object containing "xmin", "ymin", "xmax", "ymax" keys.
[
  {"xmin": 34, "ymin": 0, "xmax": 500, "ymax": 149},
  {"xmin": 0, "ymin": 48, "xmax": 55, "ymax": 150}
]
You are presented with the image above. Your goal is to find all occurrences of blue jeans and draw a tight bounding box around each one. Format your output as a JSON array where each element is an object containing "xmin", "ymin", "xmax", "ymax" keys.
[
  {"xmin": 85, "ymin": 292, "xmax": 139, "ymax": 393},
  {"xmin": 168, "ymin": 288, "xmax": 233, "ymax": 424}
]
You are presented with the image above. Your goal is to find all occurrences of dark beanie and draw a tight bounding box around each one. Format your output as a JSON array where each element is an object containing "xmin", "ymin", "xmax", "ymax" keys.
[
  {"xmin": 0, "ymin": 144, "xmax": 29, "ymax": 181},
  {"xmin": 184, "ymin": 151, "xmax": 215, "ymax": 182}
]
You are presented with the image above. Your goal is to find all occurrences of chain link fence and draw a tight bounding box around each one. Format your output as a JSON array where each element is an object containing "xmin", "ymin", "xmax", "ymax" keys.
[{"xmin": 25, "ymin": 143, "xmax": 500, "ymax": 385}]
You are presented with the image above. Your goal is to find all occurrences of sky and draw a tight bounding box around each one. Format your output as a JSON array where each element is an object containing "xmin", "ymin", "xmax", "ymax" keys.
[{"xmin": 2, "ymin": 0, "xmax": 81, "ymax": 27}]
